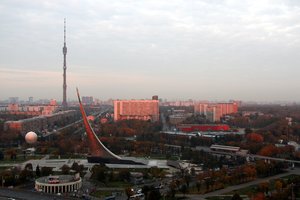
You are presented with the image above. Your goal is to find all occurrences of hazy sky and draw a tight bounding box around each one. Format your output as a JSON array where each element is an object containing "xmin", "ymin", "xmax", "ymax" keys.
[{"xmin": 1, "ymin": 0, "xmax": 300, "ymax": 102}]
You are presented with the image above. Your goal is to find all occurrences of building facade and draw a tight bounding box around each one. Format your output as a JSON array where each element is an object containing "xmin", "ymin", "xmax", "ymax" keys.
[
  {"xmin": 114, "ymin": 97, "xmax": 159, "ymax": 122},
  {"xmin": 2, "ymin": 100, "xmax": 58, "ymax": 116},
  {"xmin": 194, "ymin": 102, "xmax": 239, "ymax": 122},
  {"xmin": 4, "ymin": 110, "xmax": 77, "ymax": 134}
]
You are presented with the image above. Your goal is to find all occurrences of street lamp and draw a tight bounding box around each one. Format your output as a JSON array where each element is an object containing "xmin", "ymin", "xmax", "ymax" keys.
[{"xmin": 1, "ymin": 176, "xmax": 5, "ymax": 187}]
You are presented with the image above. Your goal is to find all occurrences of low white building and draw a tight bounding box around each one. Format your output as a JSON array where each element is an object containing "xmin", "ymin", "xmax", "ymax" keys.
[{"xmin": 35, "ymin": 174, "xmax": 82, "ymax": 194}]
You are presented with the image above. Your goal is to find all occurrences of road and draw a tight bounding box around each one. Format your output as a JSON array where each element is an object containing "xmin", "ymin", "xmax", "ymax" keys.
[
  {"xmin": 160, "ymin": 113, "xmax": 169, "ymax": 131},
  {"xmin": 194, "ymin": 146, "xmax": 300, "ymax": 164},
  {"xmin": 43, "ymin": 109, "xmax": 110, "ymax": 137},
  {"xmin": 0, "ymin": 187, "xmax": 77, "ymax": 200}
]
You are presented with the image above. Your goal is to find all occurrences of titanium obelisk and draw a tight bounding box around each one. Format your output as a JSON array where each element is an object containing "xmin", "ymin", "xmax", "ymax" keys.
[{"xmin": 62, "ymin": 18, "xmax": 68, "ymax": 109}]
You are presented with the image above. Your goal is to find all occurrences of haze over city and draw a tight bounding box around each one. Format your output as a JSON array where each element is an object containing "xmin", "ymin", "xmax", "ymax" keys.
[{"xmin": 1, "ymin": 0, "xmax": 300, "ymax": 101}]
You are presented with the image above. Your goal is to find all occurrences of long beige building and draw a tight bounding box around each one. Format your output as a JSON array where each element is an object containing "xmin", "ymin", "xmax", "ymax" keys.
[
  {"xmin": 114, "ymin": 97, "xmax": 159, "ymax": 122},
  {"xmin": 4, "ymin": 110, "xmax": 77, "ymax": 134}
]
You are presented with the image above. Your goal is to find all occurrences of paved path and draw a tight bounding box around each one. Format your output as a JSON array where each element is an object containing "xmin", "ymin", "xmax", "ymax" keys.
[{"xmin": 182, "ymin": 168, "xmax": 300, "ymax": 200}]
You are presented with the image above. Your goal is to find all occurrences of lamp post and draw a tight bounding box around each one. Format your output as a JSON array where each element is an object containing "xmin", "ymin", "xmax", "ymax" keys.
[{"xmin": 1, "ymin": 176, "xmax": 4, "ymax": 187}]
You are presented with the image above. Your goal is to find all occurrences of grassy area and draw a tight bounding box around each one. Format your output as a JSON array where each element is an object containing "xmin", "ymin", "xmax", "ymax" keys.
[
  {"xmin": 90, "ymin": 189, "xmax": 124, "ymax": 198},
  {"xmin": 225, "ymin": 174, "xmax": 300, "ymax": 196},
  {"xmin": 206, "ymin": 196, "xmax": 233, "ymax": 200},
  {"xmin": 105, "ymin": 181, "xmax": 131, "ymax": 188},
  {"xmin": 90, "ymin": 190, "xmax": 112, "ymax": 198},
  {"xmin": 0, "ymin": 154, "xmax": 45, "ymax": 163}
]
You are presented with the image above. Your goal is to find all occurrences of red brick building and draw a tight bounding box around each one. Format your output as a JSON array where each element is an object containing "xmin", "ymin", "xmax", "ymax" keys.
[{"xmin": 177, "ymin": 124, "xmax": 230, "ymax": 132}]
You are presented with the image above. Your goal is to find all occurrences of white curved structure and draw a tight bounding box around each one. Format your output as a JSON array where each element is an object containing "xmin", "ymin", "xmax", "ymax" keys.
[{"xmin": 35, "ymin": 175, "xmax": 82, "ymax": 194}]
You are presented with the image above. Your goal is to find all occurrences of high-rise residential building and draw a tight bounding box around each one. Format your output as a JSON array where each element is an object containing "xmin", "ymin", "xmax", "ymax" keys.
[
  {"xmin": 114, "ymin": 97, "xmax": 159, "ymax": 122},
  {"xmin": 9, "ymin": 97, "xmax": 19, "ymax": 104},
  {"xmin": 194, "ymin": 102, "xmax": 238, "ymax": 122},
  {"xmin": 28, "ymin": 97, "xmax": 33, "ymax": 103}
]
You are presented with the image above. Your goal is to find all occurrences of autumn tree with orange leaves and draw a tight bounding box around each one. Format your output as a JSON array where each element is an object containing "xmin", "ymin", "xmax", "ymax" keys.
[
  {"xmin": 258, "ymin": 144, "xmax": 278, "ymax": 157},
  {"xmin": 246, "ymin": 133, "xmax": 264, "ymax": 143}
]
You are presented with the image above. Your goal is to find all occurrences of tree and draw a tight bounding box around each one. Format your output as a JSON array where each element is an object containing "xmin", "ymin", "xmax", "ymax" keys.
[
  {"xmin": 91, "ymin": 165, "xmax": 107, "ymax": 182},
  {"xmin": 243, "ymin": 165, "xmax": 257, "ymax": 180},
  {"xmin": 71, "ymin": 162, "xmax": 79, "ymax": 171},
  {"xmin": 245, "ymin": 128, "xmax": 253, "ymax": 134},
  {"xmin": 0, "ymin": 170, "xmax": 15, "ymax": 186},
  {"xmin": 258, "ymin": 144, "xmax": 278, "ymax": 157},
  {"xmin": 0, "ymin": 150, "xmax": 4, "ymax": 160},
  {"xmin": 61, "ymin": 164, "xmax": 70, "ymax": 175},
  {"xmin": 184, "ymin": 174, "xmax": 191, "ymax": 188},
  {"xmin": 36, "ymin": 165, "xmax": 41, "ymax": 177},
  {"xmin": 41, "ymin": 167, "xmax": 53, "ymax": 176},
  {"xmin": 125, "ymin": 187, "xmax": 134, "ymax": 200},
  {"xmin": 142, "ymin": 185, "xmax": 150, "ymax": 199},
  {"xmin": 179, "ymin": 184, "xmax": 188, "ymax": 197},
  {"xmin": 19, "ymin": 169, "xmax": 31, "ymax": 182},
  {"xmin": 71, "ymin": 162, "xmax": 84, "ymax": 176},
  {"xmin": 231, "ymin": 193, "xmax": 242, "ymax": 200},
  {"xmin": 118, "ymin": 169, "xmax": 130, "ymax": 182},
  {"xmin": 23, "ymin": 163, "xmax": 33, "ymax": 179},
  {"xmin": 204, "ymin": 177, "xmax": 212, "ymax": 191},
  {"xmin": 246, "ymin": 133, "xmax": 264, "ymax": 143},
  {"xmin": 259, "ymin": 181, "xmax": 269, "ymax": 195},
  {"xmin": 196, "ymin": 181, "xmax": 201, "ymax": 193},
  {"xmin": 25, "ymin": 163, "xmax": 33, "ymax": 171},
  {"xmin": 252, "ymin": 192, "xmax": 265, "ymax": 200},
  {"xmin": 148, "ymin": 187, "xmax": 161, "ymax": 200},
  {"xmin": 275, "ymin": 180, "xmax": 282, "ymax": 192},
  {"xmin": 191, "ymin": 167, "xmax": 196, "ymax": 176},
  {"xmin": 168, "ymin": 180, "xmax": 178, "ymax": 198}
]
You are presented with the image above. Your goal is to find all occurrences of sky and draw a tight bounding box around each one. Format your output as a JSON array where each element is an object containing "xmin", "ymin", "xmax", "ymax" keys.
[{"xmin": 0, "ymin": 0, "xmax": 300, "ymax": 102}]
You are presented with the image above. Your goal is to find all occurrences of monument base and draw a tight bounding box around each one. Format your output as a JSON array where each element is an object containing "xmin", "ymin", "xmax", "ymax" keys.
[{"xmin": 87, "ymin": 156, "xmax": 145, "ymax": 165}]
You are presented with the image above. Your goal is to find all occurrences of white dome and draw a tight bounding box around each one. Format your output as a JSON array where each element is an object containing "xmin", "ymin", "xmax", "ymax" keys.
[{"xmin": 25, "ymin": 131, "xmax": 37, "ymax": 144}]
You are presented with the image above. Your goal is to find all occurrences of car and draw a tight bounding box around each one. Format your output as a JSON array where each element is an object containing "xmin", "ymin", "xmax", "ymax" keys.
[
  {"xmin": 129, "ymin": 193, "xmax": 145, "ymax": 200},
  {"xmin": 136, "ymin": 188, "xmax": 142, "ymax": 194}
]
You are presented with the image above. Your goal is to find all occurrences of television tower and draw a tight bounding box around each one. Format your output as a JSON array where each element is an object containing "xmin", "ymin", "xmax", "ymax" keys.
[{"xmin": 62, "ymin": 18, "xmax": 68, "ymax": 109}]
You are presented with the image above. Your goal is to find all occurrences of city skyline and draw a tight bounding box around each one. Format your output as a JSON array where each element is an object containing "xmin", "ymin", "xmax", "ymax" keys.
[{"xmin": 1, "ymin": 0, "xmax": 300, "ymax": 101}]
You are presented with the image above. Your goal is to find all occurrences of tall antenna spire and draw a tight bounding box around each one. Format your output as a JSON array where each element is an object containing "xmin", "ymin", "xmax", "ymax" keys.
[{"xmin": 62, "ymin": 18, "xmax": 68, "ymax": 109}]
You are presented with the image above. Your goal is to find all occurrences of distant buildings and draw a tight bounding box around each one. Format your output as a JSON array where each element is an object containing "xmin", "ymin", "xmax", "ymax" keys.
[
  {"xmin": 169, "ymin": 109, "xmax": 193, "ymax": 125},
  {"xmin": 82, "ymin": 96, "xmax": 94, "ymax": 105},
  {"xmin": 160, "ymin": 100, "xmax": 195, "ymax": 107},
  {"xmin": 194, "ymin": 102, "xmax": 239, "ymax": 122},
  {"xmin": 114, "ymin": 96, "xmax": 159, "ymax": 122},
  {"xmin": 2, "ymin": 99, "xmax": 58, "ymax": 116},
  {"xmin": 9, "ymin": 97, "xmax": 19, "ymax": 104}
]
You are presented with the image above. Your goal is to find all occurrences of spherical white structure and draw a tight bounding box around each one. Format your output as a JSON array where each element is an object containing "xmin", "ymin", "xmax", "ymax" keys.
[{"xmin": 25, "ymin": 131, "xmax": 37, "ymax": 144}]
